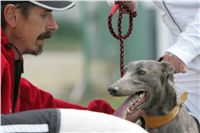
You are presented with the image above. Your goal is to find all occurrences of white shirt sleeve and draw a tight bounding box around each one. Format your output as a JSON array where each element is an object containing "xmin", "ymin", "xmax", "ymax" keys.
[{"xmin": 166, "ymin": 9, "xmax": 200, "ymax": 65}]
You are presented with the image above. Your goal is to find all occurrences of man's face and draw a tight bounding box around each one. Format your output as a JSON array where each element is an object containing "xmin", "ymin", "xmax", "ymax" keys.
[{"xmin": 14, "ymin": 5, "xmax": 58, "ymax": 55}]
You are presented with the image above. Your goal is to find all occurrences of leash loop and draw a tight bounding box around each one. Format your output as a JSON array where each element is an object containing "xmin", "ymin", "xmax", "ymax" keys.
[{"xmin": 108, "ymin": 1, "xmax": 136, "ymax": 77}]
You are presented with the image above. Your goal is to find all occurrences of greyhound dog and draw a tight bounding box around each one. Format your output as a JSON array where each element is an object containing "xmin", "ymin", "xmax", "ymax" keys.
[{"xmin": 108, "ymin": 60, "xmax": 199, "ymax": 133}]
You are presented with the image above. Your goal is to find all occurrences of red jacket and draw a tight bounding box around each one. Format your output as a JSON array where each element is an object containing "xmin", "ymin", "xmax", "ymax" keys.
[{"xmin": 1, "ymin": 29, "xmax": 114, "ymax": 114}]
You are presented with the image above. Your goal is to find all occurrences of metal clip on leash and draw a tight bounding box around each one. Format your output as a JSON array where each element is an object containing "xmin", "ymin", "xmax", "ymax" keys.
[{"xmin": 108, "ymin": 1, "xmax": 136, "ymax": 77}]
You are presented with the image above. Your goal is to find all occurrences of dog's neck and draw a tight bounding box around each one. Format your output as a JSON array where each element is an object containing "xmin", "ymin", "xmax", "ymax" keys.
[
  {"xmin": 142, "ymin": 104, "xmax": 180, "ymax": 129},
  {"xmin": 142, "ymin": 92, "xmax": 188, "ymax": 129},
  {"xmin": 146, "ymin": 80, "xmax": 177, "ymax": 116},
  {"xmin": 160, "ymin": 84, "xmax": 178, "ymax": 115}
]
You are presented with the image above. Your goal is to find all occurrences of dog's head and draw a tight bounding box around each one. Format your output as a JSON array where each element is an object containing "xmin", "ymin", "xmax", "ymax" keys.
[{"xmin": 108, "ymin": 60, "xmax": 176, "ymax": 115}]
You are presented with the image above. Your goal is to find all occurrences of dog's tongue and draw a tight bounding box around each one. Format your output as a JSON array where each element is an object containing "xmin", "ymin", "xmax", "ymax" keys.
[
  {"xmin": 113, "ymin": 96, "xmax": 143, "ymax": 122},
  {"xmin": 113, "ymin": 99, "xmax": 130, "ymax": 119}
]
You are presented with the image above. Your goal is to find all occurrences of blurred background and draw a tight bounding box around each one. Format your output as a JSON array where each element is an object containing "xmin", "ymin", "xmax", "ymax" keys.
[{"xmin": 23, "ymin": 1, "xmax": 171, "ymax": 108}]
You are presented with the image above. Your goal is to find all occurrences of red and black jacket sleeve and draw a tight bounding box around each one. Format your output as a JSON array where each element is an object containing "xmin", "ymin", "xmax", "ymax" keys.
[{"xmin": 19, "ymin": 78, "xmax": 114, "ymax": 114}]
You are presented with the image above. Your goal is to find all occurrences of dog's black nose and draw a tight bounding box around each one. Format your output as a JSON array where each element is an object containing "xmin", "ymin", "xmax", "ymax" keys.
[{"xmin": 108, "ymin": 86, "xmax": 119, "ymax": 95}]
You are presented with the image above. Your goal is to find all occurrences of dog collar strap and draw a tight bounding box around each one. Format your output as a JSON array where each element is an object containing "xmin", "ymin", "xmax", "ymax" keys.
[
  {"xmin": 142, "ymin": 104, "xmax": 180, "ymax": 129},
  {"xmin": 142, "ymin": 92, "xmax": 188, "ymax": 129},
  {"xmin": 180, "ymin": 92, "xmax": 188, "ymax": 103}
]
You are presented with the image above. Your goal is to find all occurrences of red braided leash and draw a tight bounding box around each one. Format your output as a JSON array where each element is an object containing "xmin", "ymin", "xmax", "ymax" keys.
[{"xmin": 108, "ymin": 1, "xmax": 136, "ymax": 77}]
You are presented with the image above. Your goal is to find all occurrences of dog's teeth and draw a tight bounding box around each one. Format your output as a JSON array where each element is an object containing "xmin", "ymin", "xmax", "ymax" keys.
[
  {"xmin": 126, "ymin": 108, "xmax": 132, "ymax": 114},
  {"xmin": 126, "ymin": 108, "xmax": 131, "ymax": 113},
  {"xmin": 138, "ymin": 98, "xmax": 141, "ymax": 102},
  {"xmin": 139, "ymin": 94, "xmax": 144, "ymax": 98}
]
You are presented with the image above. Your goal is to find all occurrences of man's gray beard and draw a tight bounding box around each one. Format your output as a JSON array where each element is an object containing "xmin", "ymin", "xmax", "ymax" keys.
[{"xmin": 27, "ymin": 45, "xmax": 43, "ymax": 56}]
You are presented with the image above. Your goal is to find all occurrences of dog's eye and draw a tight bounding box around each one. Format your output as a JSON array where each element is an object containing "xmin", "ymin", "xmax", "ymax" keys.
[{"xmin": 137, "ymin": 70, "xmax": 146, "ymax": 75}]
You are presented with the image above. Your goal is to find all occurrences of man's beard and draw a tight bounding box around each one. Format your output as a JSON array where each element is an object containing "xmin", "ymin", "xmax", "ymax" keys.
[
  {"xmin": 30, "ymin": 31, "xmax": 52, "ymax": 56},
  {"xmin": 31, "ymin": 45, "xmax": 43, "ymax": 56}
]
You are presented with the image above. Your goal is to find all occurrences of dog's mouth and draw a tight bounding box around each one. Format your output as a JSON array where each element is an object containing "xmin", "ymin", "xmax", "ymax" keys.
[{"xmin": 126, "ymin": 91, "xmax": 149, "ymax": 114}]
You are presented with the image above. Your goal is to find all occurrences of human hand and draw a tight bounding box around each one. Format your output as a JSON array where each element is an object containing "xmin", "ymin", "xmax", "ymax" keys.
[
  {"xmin": 161, "ymin": 52, "xmax": 188, "ymax": 73},
  {"xmin": 120, "ymin": 0, "xmax": 137, "ymax": 14}
]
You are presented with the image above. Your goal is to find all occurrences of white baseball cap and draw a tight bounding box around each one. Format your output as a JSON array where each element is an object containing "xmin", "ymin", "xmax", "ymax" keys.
[
  {"xmin": 1, "ymin": 1, "xmax": 75, "ymax": 11},
  {"xmin": 29, "ymin": 0, "xmax": 75, "ymax": 11}
]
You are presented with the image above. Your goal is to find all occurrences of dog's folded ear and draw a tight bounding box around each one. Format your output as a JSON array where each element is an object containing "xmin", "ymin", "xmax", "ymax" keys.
[
  {"xmin": 124, "ymin": 63, "xmax": 131, "ymax": 73},
  {"xmin": 160, "ymin": 61, "xmax": 175, "ymax": 82}
]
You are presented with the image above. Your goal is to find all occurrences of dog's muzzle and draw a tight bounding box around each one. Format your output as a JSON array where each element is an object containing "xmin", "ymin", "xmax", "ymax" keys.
[{"xmin": 108, "ymin": 86, "xmax": 120, "ymax": 96}]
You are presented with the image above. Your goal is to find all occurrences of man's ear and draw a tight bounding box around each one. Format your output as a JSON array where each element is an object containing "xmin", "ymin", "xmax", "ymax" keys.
[
  {"xmin": 4, "ymin": 4, "xmax": 18, "ymax": 28},
  {"xmin": 160, "ymin": 61, "xmax": 175, "ymax": 81}
]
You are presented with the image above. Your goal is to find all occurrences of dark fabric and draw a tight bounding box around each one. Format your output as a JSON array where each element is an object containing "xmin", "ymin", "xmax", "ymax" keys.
[
  {"xmin": 1, "ymin": 1, "xmax": 25, "ymax": 5},
  {"xmin": 37, "ymin": 1, "xmax": 73, "ymax": 8},
  {"xmin": 1, "ymin": 109, "xmax": 61, "ymax": 133},
  {"xmin": 1, "ymin": 1, "xmax": 73, "ymax": 8},
  {"xmin": 13, "ymin": 59, "xmax": 23, "ymax": 112},
  {"xmin": 1, "ymin": 1, "xmax": 75, "ymax": 13}
]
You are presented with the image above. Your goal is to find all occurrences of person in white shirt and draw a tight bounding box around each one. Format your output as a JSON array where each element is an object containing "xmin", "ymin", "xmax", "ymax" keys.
[
  {"xmin": 108, "ymin": 0, "xmax": 200, "ymax": 126},
  {"xmin": 153, "ymin": 0, "xmax": 200, "ymax": 125}
]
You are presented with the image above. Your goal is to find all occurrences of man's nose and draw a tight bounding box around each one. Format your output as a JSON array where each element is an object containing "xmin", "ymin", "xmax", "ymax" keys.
[{"xmin": 46, "ymin": 14, "xmax": 58, "ymax": 32}]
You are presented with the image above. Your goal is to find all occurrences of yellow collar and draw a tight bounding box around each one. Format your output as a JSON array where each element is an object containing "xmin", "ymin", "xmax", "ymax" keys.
[{"xmin": 141, "ymin": 92, "xmax": 188, "ymax": 129}]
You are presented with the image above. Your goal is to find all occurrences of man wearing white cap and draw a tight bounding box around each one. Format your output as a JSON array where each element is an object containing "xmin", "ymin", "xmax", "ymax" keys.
[{"xmin": 1, "ymin": 0, "xmax": 114, "ymax": 115}]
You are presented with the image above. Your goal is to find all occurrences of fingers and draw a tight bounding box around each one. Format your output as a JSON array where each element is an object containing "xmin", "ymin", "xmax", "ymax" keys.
[
  {"xmin": 162, "ymin": 52, "xmax": 188, "ymax": 73},
  {"xmin": 124, "ymin": 1, "xmax": 137, "ymax": 12},
  {"xmin": 120, "ymin": 0, "xmax": 137, "ymax": 14}
]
